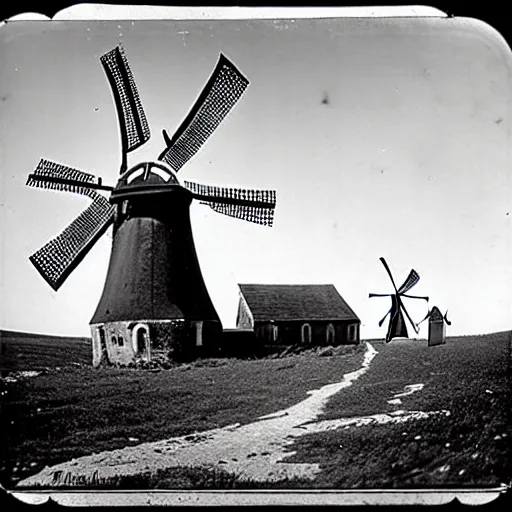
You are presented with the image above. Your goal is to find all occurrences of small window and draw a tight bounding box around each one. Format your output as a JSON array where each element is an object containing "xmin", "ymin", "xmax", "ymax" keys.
[
  {"xmin": 127, "ymin": 168, "xmax": 144, "ymax": 184},
  {"xmin": 348, "ymin": 324, "xmax": 357, "ymax": 341},
  {"xmin": 326, "ymin": 323, "xmax": 335, "ymax": 345},
  {"xmin": 111, "ymin": 335, "xmax": 117, "ymax": 345},
  {"xmin": 118, "ymin": 336, "xmax": 124, "ymax": 347},
  {"xmin": 301, "ymin": 323, "xmax": 312, "ymax": 344},
  {"xmin": 196, "ymin": 322, "xmax": 203, "ymax": 347},
  {"xmin": 151, "ymin": 168, "xmax": 172, "ymax": 182},
  {"xmin": 272, "ymin": 325, "xmax": 279, "ymax": 342}
]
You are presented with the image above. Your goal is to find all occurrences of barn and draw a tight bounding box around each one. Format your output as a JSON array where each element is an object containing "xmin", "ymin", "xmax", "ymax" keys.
[{"xmin": 236, "ymin": 284, "xmax": 361, "ymax": 347}]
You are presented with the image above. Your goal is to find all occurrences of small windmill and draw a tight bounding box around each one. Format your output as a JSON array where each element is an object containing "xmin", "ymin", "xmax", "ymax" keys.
[
  {"xmin": 369, "ymin": 257, "xmax": 429, "ymax": 343},
  {"xmin": 26, "ymin": 44, "xmax": 277, "ymax": 365},
  {"xmin": 416, "ymin": 306, "xmax": 451, "ymax": 347}
]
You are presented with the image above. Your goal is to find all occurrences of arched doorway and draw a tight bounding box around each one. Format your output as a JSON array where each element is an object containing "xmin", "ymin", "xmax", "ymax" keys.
[
  {"xmin": 301, "ymin": 323, "xmax": 312, "ymax": 344},
  {"xmin": 132, "ymin": 323, "xmax": 151, "ymax": 361},
  {"xmin": 272, "ymin": 324, "xmax": 279, "ymax": 343},
  {"xmin": 326, "ymin": 323, "xmax": 335, "ymax": 345}
]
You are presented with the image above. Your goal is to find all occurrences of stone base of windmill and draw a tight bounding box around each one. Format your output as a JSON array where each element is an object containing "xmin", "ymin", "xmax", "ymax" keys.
[{"xmin": 90, "ymin": 319, "xmax": 222, "ymax": 368}]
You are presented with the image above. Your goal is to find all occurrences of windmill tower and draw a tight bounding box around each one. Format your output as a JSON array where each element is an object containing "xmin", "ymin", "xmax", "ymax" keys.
[
  {"xmin": 417, "ymin": 306, "xmax": 451, "ymax": 347},
  {"xmin": 26, "ymin": 45, "xmax": 277, "ymax": 366},
  {"xmin": 369, "ymin": 257, "xmax": 429, "ymax": 342}
]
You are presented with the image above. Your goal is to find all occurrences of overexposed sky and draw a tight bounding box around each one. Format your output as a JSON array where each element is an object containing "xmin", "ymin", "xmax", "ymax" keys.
[{"xmin": 1, "ymin": 13, "xmax": 511, "ymax": 339}]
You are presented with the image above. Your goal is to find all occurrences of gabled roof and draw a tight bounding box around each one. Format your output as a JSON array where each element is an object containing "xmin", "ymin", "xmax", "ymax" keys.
[
  {"xmin": 430, "ymin": 306, "xmax": 444, "ymax": 321},
  {"xmin": 238, "ymin": 284, "xmax": 360, "ymax": 322}
]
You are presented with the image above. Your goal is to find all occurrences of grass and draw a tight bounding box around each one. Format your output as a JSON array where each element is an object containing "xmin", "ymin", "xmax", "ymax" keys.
[
  {"xmin": 22, "ymin": 465, "xmax": 313, "ymax": 490},
  {"xmin": 281, "ymin": 331, "xmax": 511, "ymax": 488},
  {"xmin": 2, "ymin": 332, "xmax": 510, "ymax": 490},
  {"xmin": 0, "ymin": 342, "xmax": 366, "ymax": 489},
  {"xmin": 0, "ymin": 330, "xmax": 91, "ymax": 371}
]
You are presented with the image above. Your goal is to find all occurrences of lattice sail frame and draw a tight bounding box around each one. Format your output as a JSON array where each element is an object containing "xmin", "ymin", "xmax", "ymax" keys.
[
  {"xmin": 397, "ymin": 269, "xmax": 420, "ymax": 294},
  {"xmin": 100, "ymin": 45, "xmax": 151, "ymax": 159},
  {"xmin": 204, "ymin": 202, "xmax": 275, "ymax": 227},
  {"xmin": 29, "ymin": 193, "xmax": 115, "ymax": 291},
  {"xmin": 183, "ymin": 180, "xmax": 277, "ymax": 226},
  {"xmin": 27, "ymin": 159, "xmax": 100, "ymax": 197},
  {"xmin": 183, "ymin": 181, "xmax": 276, "ymax": 205},
  {"xmin": 158, "ymin": 54, "xmax": 249, "ymax": 172}
]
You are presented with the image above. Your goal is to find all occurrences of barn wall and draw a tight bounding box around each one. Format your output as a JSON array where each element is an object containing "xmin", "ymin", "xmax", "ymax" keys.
[
  {"xmin": 253, "ymin": 320, "xmax": 360, "ymax": 347},
  {"xmin": 220, "ymin": 329, "xmax": 260, "ymax": 358},
  {"xmin": 236, "ymin": 297, "xmax": 254, "ymax": 329}
]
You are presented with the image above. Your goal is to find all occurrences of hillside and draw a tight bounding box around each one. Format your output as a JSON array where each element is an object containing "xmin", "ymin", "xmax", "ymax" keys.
[
  {"xmin": 0, "ymin": 330, "xmax": 91, "ymax": 371},
  {"xmin": 1, "ymin": 331, "xmax": 509, "ymax": 490},
  {"xmin": 286, "ymin": 331, "xmax": 511, "ymax": 488}
]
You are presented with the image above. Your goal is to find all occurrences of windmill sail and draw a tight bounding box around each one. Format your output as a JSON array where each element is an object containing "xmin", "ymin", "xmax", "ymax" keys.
[
  {"xmin": 158, "ymin": 54, "xmax": 249, "ymax": 172},
  {"xmin": 27, "ymin": 159, "xmax": 102, "ymax": 197},
  {"xmin": 416, "ymin": 310, "xmax": 431, "ymax": 328},
  {"xmin": 378, "ymin": 307, "xmax": 392, "ymax": 327},
  {"xmin": 183, "ymin": 181, "xmax": 276, "ymax": 226},
  {"xmin": 101, "ymin": 45, "xmax": 151, "ymax": 172},
  {"xmin": 397, "ymin": 269, "xmax": 420, "ymax": 294},
  {"xmin": 29, "ymin": 193, "xmax": 115, "ymax": 291},
  {"xmin": 183, "ymin": 181, "xmax": 276, "ymax": 207},
  {"xmin": 203, "ymin": 202, "xmax": 275, "ymax": 227}
]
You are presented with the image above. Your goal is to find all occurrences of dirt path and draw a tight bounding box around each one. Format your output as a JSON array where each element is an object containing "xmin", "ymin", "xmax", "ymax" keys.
[{"xmin": 16, "ymin": 342, "xmax": 448, "ymax": 488}]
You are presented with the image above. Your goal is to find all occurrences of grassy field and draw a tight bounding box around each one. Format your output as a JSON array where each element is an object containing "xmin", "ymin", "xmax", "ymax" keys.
[
  {"xmin": 284, "ymin": 332, "xmax": 511, "ymax": 488},
  {"xmin": 0, "ymin": 341, "xmax": 366, "ymax": 488},
  {"xmin": 0, "ymin": 330, "xmax": 91, "ymax": 371},
  {"xmin": 1, "ymin": 331, "xmax": 510, "ymax": 490}
]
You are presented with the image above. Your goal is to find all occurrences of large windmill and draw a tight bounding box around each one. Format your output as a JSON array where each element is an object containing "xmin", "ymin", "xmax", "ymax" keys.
[
  {"xmin": 26, "ymin": 44, "xmax": 277, "ymax": 366},
  {"xmin": 369, "ymin": 257, "xmax": 429, "ymax": 343}
]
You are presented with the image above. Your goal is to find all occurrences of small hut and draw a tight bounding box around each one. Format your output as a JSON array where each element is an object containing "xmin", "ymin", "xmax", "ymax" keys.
[{"xmin": 419, "ymin": 306, "xmax": 451, "ymax": 347}]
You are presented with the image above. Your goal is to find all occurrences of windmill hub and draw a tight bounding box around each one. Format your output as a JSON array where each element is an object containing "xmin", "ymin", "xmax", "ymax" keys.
[{"xmin": 111, "ymin": 161, "xmax": 184, "ymax": 202}]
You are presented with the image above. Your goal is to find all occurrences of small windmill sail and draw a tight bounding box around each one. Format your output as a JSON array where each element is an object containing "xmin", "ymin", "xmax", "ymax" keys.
[
  {"xmin": 369, "ymin": 257, "xmax": 429, "ymax": 342},
  {"xmin": 416, "ymin": 307, "xmax": 451, "ymax": 329}
]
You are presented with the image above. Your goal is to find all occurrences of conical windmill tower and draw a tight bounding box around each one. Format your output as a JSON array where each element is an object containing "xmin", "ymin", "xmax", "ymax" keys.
[
  {"xmin": 26, "ymin": 45, "xmax": 277, "ymax": 366},
  {"xmin": 369, "ymin": 257, "xmax": 429, "ymax": 342},
  {"xmin": 417, "ymin": 306, "xmax": 451, "ymax": 347}
]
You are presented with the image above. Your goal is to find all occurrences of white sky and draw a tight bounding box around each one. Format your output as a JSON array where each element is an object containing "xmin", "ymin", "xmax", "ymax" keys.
[{"xmin": 1, "ymin": 10, "xmax": 511, "ymax": 339}]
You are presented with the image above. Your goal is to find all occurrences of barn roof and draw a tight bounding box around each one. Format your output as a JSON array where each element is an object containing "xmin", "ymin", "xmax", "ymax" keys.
[{"xmin": 238, "ymin": 284, "xmax": 360, "ymax": 322}]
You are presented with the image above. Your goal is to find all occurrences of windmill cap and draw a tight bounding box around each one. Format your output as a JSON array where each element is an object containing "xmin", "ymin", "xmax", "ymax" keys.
[{"xmin": 110, "ymin": 161, "xmax": 187, "ymax": 202}]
